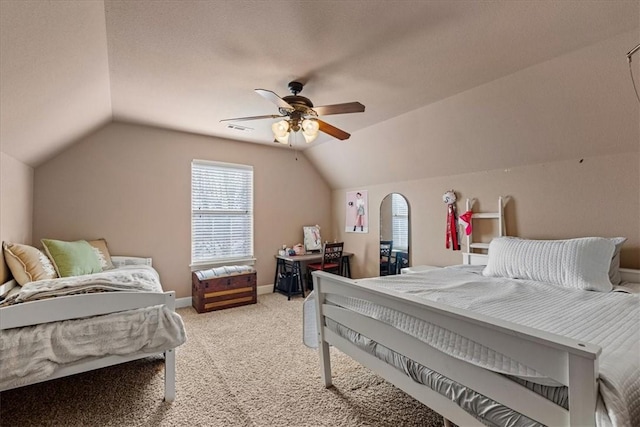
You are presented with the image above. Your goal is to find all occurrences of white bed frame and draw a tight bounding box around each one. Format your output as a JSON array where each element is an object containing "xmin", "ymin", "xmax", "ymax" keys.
[
  {"xmin": 0, "ymin": 289, "xmax": 178, "ymax": 401},
  {"xmin": 312, "ymin": 255, "xmax": 640, "ymax": 426}
]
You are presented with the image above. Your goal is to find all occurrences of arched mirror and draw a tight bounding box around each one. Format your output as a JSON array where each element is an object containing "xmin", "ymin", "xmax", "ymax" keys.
[{"xmin": 380, "ymin": 193, "xmax": 410, "ymax": 275}]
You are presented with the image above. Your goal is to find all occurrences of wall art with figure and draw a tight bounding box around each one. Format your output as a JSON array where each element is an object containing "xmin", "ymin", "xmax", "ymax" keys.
[{"xmin": 345, "ymin": 190, "xmax": 368, "ymax": 233}]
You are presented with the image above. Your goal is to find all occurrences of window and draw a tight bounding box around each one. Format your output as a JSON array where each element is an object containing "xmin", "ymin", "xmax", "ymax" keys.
[
  {"xmin": 191, "ymin": 160, "xmax": 254, "ymax": 267},
  {"xmin": 392, "ymin": 193, "xmax": 409, "ymax": 251}
]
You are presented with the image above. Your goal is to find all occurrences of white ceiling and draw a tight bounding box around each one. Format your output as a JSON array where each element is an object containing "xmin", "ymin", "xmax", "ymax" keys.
[{"xmin": 1, "ymin": 0, "xmax": 638, "ymax": 166}]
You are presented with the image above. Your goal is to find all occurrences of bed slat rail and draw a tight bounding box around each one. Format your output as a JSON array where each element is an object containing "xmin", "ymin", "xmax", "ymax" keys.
[
  {"xmin": 326, "ymin": 329, "xmax": 485, "ymax": 426},
  {"xmin": 0, "ymin": 351, "xmax": 160, "ymax": 392},
  {"xmin": 0, "ymin": 291, "xmax": 176, "ymax": 330},
  {"xmin": 323, "ymin": 304, "xmax": 568, "ymax": 426},
  {"xmin": 313, "ymin": 271, "xmax": 599, "ymax": 427}
]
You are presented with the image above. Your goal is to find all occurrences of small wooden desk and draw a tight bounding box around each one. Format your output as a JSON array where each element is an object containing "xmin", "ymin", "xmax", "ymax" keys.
[{"xmin": 273, "ymin": 252, "xmax": 352, "ymax": 299}]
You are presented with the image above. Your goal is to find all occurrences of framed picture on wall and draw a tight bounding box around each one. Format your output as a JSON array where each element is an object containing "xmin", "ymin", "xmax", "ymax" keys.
[
  {"xmin": 303, "ymin": 225, "xmax": 322, "ymax": 252},
  {"xmin": 345, "ymin": 190, "xmax": 368, "ymax": 233}
]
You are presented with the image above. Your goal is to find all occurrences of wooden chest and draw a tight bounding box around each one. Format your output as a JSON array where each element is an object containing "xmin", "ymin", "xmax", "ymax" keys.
[{"xmin": 192, "ymin": 270, "xmax": 257, "ymax": 313}]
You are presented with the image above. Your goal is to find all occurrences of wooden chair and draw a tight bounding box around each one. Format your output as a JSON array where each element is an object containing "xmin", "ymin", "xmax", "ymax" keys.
[
  {"xmin": 393, "ymin": 251, "xmax": 409, "ymax": 275},
  {"xmin": 307, "ymin": 242, "xmax": 344, "ymax": 290},
  {"xmin": 380, "ymin": 240, "xmax": 393, "ymax": 276}
]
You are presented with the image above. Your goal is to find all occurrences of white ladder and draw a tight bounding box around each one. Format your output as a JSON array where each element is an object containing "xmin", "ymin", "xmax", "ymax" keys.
[{"xmin": 465, "ymin": 196, "xmax": 506, "ymax": 254}]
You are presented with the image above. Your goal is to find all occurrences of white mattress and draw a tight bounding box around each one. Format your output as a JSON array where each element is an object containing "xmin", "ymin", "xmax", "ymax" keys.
[{"xmin": 304, "ymin": 266, "xmax": 640, "ymax": 427}]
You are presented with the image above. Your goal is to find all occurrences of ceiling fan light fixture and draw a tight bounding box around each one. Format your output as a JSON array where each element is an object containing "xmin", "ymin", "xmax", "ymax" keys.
[
  {"xmin": 302, "ymin": 118, "xmax": 319, "ymax": 134},
  {"xmin": 302, "ymin": 131, "xmax": 318, "ymax": 143},
  {"xmin": 302, "ymin": 118, "xmax": 320, "ymax": 143},
  {"xmin": 272, "ymin": 120, "xmax": 290, "ymax": 137},
  {"xmin": 274, "ymin": 131, "xmax": 290, "ymax": 144},
  {"xmin": 272, "ymin": 120, "xmax": 291, "ymax": 144}
]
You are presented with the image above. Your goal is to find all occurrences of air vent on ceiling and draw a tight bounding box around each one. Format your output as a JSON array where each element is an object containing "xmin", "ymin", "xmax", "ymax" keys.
[{"xmin": 226, "ymin": 124, "xmax": 253, "ymax": 132}]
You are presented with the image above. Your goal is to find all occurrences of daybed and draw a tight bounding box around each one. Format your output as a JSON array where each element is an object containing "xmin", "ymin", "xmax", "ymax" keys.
[
  {"xmin": 0, "ymin": 241, "xmax": 186, "ymax": 401},
  {"xmin": 304, "ymin": 237, "xmax": 640, "ymax": 426}
]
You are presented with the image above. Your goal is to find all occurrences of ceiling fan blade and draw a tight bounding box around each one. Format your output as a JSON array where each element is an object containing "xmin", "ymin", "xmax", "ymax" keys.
[
  {"xmin": 312, "ymin": 102, "xmax": 365, "ymax": 116},
  {"xmin": 220, "ymin": 114, "xmax": 284, "ymax": 122},
  {"xmin": 318, "ymin": 119, "xmax": 351, "ymax": 140},
  {"xmin": 255, "ymin": 89, "xmax": 294, "ymax": 110}
]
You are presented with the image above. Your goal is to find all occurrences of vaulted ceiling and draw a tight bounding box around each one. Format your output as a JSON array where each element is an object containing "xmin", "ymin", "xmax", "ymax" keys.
[{"xmin": 1, "ymin": 0, "xmax": 637, "ymax": 167}]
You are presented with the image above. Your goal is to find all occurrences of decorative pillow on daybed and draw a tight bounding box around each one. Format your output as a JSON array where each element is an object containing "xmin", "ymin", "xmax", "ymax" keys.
[
  {"xmin": 87, "ymin": 238, "xmax": 114, "ymax": 270},
  {"xmin": 482, "ymin": 237, "xmax": 616, "ymax": 292},
  {"xmin": 41, "ymin": 239, "xmax": 103, "ymax": 278},
  {"xmin": 2, "ymin": 242, "xmax": 58, "ymax": 285}
]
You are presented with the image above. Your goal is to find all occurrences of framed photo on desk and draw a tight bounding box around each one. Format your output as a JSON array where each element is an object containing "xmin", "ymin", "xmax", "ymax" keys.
[{"xmin": 303, "ymin": 225, "xmax": 322, "ymax": 252}]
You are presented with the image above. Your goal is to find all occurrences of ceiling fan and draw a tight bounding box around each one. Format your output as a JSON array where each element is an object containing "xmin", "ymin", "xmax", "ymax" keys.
[{"xmin": 221, "ymin": 81, "xmax": 365, "ymax": 144}]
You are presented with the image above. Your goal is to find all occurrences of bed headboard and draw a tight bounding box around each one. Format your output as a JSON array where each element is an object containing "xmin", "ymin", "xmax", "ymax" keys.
[
  {"xmin": 462, "ymin": 252, "xmax": 488, "ymax": 266},
  {"xmin": 463, "ymin": 197, "xmax": 506, "ymax": 267},
  {"xmin": 620, "ymin": 268, "xmax": 640, "ymax": 284}
]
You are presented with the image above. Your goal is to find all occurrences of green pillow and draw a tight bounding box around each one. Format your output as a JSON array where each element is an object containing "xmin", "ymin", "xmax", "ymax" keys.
[{"xmin": 41, "ymin": 239, "xmax": 103, "ymax": 277}]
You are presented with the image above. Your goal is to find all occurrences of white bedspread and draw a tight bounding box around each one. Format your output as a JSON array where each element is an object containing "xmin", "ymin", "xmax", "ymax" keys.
[
  {"xmin": 0, "ymin": 266, "xmax": 186, "ymax": 390},
  {"xmin": 304, "ymin": 267, "xmax": 640, "ymax": 427}
]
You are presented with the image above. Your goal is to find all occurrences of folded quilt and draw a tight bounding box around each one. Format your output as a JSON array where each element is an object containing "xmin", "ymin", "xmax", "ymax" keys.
[
  {"xmin": 194, "ymin": 265, "xmax": 254, "ymax": 280},
  {"xmin": 0, "ymin": 265, "xmax": 161, "ymax": 306}
]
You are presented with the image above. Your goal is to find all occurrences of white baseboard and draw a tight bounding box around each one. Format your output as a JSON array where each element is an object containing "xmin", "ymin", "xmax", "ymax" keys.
[
  {"xmin": 175, "ymin": 297, "xmax": 192, "ymax": 309},
  {"xmin": 257, "ymin": 284, "xmax": 274, "ymax": 295},
  {"xmin": 175, "ymin": 284, "xmax": 274, "ymax": 309}
]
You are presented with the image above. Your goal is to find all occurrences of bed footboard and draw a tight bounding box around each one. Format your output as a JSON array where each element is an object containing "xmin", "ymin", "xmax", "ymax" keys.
[
  {"xmin": 0, "ymin": 291, "xmax": 177, "ymax": 329},
  {"xmin": 1, "ymin": 291, "xmax": 180, "ymax": 402},
  {"xmin": 312, "ymin": 271, "xmax": 600, "ymax": 427}
]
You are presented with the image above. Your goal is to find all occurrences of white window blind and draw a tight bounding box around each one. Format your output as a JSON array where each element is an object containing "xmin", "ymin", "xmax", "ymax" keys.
[
  {"xmin": 392, "ymin": 193, "xmax": 409, "ymax": 251},
  {"xmin": 191, "ymin": 160, "xmax": 253, "ymax": 265}
]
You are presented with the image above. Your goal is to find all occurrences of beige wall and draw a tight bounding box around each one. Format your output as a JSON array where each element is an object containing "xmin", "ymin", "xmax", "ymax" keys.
[
  {"xmin": 320, "ymin": 31, "xmax": 640, "ymax": 278},
  {"xmin": 33, "ymin": 122, "xmax": 332, "ymax": 298},
  {"xmin": 334, "ymin": 153, "xmax": 639, "ymax": 279},
  {"xmin": 0, "ymin": 152, "xmax": 34, "ymax": 282},
  {"xmin": 307, "ymin": 31, "xmax": 638, "ymax": 189}
]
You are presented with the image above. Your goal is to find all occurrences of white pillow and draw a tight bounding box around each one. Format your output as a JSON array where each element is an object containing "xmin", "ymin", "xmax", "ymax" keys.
[
  {"xmin": 608, "ymin": 237, "xmax": 627, "ymax": 286},
  {"xmin": 482, "ymin": 237, "xmax": 615, "ymax": 292}
]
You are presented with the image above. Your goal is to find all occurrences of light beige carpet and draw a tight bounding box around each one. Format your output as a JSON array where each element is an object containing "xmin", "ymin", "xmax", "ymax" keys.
[{"xmin": 0, "ymin": 293, "xmax": 445, "ymax": 426}]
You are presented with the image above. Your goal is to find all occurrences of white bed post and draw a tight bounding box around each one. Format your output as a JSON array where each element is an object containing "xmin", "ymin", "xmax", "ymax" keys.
[
  {"xmin": 313, "ymin": 274, "xmax": 333, "ymax": 387},
  {"xmin": 498, "ymin": 196, "xmax": 505, "ymax": 236},
  {"xmin": 164, "ymin": 291, "xmax": 177, "ymax": 402},
  {"xmin": 568, "ymin": 353, "xmax": 598, "ymax": 426},
  {"xmin": 164, "ymin": 349, "xmax": 176, "ymax": 402},
  {"xmin": 465, "ymin": 198, "xmax": 473, "ymax": 253}
]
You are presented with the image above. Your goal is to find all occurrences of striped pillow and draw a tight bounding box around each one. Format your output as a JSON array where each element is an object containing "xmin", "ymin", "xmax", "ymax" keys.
[{"xmin": 482, "ymin": 237, "xmax": 615, "ymax": 292}]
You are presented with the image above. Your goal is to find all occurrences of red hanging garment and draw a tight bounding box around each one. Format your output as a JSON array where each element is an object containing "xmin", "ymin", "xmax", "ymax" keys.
[{"xmin": 446, "ymin": 204, "xmax": 460, "ymax": 250}]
